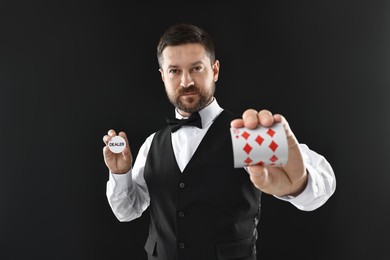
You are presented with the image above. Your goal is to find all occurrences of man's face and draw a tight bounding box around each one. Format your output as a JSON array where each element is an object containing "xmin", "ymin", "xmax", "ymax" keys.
[{"xmin": 159, "ymin": 43, "xmax": 219, "ymax": 115}]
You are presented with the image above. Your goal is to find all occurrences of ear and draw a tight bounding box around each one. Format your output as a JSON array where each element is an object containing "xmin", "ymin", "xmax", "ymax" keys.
[
  {"xmin": 159, "ymin": 68, "xmax": 165, "ymax": 82},
  {"xmin": 212, "ymin": 60, "xmax": 220, "ymax": 82}
]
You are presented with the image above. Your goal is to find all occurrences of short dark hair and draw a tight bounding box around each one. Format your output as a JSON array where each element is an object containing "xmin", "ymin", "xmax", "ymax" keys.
[{"xmin": 157, "ymin": 23, "xmax": 216, "ymax": 68}]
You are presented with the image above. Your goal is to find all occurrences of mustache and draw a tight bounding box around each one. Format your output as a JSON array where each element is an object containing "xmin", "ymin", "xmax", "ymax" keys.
[{"xmin": 179, "ymin": 85, "xmax": 199, "ymax": 95}]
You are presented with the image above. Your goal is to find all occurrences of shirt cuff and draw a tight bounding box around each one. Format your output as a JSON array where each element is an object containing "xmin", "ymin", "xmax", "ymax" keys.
[
  {"xmin": 274, "ymin": 162, "xmax": 321, "ymax": 211},
  {"xmin": 108, "ymin": 169, "xmax": 133, "ymax": 191}
]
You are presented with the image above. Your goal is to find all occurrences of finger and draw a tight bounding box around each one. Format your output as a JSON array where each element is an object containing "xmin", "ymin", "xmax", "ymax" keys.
[
  {"xmin": 247, "ymin": 165, "xmax": 271, "ymax": 191},
  {"xmin": 108, "ymin": 129, "xmax": 117, "ymax": 137},
  {"xmin": 118, "ymin": 131, "xmax": 128, "ymax": 141},
  {"xmin": 102, "ymin": 145, "xmax": 111, "ymax": 156},
  {"xmin": 102, "ymin": 145, "xmax": 116, "ymax": 161},
  {"xmin": 118, "ymin": 132, "xmax": 129, "ymax": 149},
  {"xmin": 242, "ymin": 109, "xmax": 259, "ymax": 129},
  {"xmin": 274, "ymin": 114, "xmax": 294, "ymax": 139},
  {"xmin": 103, "ymin": 129, "xmax": 117, "ymax": 146},
  {"xmin": 102, "ymin": 135, "xmax": 111, "ymax": 145},
  {"xmin": 118, "ymin": 131, "xmax": 132, "ymax": 156},
  {"xmin": 258, "ymin": 109, "xmax": 274, "ymax": 127},
  {"xmin": 273, "ymin": 113, "xmax": 283, "ymax": 123},
  {"xmin": 248, "ymin": 165, "xmax": 267, "ymax": 178},
  {"xmin": 230, "ymin": 118, "xmax": 244, "ymax": 128},
  {"xmin": 248, "ymin": 165, "xmax": 294, "ymax": 195}
]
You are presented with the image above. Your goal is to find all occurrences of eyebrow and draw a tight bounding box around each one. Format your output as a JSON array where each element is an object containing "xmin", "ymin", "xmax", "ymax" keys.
[{"xmin": 167, "ymin": 61, "xmax": 204, "ymax": 69}]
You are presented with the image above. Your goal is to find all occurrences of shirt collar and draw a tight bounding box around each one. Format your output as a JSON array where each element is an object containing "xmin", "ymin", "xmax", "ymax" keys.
[{"xmin": 175, "ymin": 97, "xmax": 224, "ymax": 128}]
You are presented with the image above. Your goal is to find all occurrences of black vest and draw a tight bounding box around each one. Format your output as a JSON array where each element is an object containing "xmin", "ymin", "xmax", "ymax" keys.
[{"xmin": 144, "ymin": 110, "xmax": 262, "ymax": 260}]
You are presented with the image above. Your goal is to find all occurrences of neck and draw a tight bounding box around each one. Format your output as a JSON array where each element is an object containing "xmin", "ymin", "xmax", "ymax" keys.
[{"xmin": 177, "ymin": 110, "xmax": 191, "ymax": 117}]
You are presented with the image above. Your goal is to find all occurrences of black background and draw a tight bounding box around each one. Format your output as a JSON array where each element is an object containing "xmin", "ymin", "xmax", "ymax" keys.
[{"xmin": 1, "ymin": 1, "xmax": 389, "ymax": 259}]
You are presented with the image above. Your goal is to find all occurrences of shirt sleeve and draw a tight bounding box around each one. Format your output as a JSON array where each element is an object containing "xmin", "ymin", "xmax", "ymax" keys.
[
  {"xmin": 106, "ymin": 133, "xmax": 155, "ymax": 222},
  {"xmin": 275, "ymin": 143, "xmax": 336, "ymax": 211}
]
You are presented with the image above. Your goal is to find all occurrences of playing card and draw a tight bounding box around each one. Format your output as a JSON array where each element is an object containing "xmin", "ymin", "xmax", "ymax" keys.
[{"xmin": 230, "ymin": 123, "xmax": 288, "ymax": 168}]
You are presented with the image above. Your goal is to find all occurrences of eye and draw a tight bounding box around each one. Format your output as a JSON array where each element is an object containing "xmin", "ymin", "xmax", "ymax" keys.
[
  {"xmin": 192, "ymin": 66, "xmax": 203, "ymax": 72},
  {"xmin": 169, "ymin": 68, "xmax": 179, "ymax": 75}
]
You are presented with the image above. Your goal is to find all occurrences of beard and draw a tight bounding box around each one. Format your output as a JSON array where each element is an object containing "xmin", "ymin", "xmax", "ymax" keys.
[{"xmin": 167, "ymin": 82, "xmax": 215, "ymax": 113}]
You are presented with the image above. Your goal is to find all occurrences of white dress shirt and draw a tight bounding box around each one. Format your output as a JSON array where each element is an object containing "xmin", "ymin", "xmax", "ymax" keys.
[{"xmin": 106, "ymin": 98, "xmax": 336, "ymax": 222}]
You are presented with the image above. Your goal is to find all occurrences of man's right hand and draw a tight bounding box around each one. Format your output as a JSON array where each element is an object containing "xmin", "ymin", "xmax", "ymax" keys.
[{"xmin": 102, "ymin": 129, "xmax": 132, "ymax": 174}]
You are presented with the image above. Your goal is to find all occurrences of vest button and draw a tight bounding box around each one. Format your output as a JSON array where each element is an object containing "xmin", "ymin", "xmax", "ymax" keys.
[
  {"xmin": 179, "ymin": 242, "xmax": 185, "ymax": 249},
  {"xmin": 179, "ymin": 182, "xmax": 185, "ymax": 188},
  {"xmin": 178, "ymin": 211, "xmax": 185, "ymax": 217}
]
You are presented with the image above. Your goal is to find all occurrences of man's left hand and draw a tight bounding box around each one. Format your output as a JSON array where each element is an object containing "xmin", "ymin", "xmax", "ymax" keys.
[{"xmin": 231, "ymin": 109, "xmax": 308, "ymax": 197}]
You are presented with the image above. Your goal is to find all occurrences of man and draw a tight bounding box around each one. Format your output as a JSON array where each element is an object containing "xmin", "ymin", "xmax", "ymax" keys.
[{"xmin": 102, "ymin": 23, "xmax": 336, "ymax": 260}]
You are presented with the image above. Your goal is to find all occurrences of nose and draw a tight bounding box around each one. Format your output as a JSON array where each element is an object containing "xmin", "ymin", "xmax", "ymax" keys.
[{"xmin": 180, "ymin": 71, "xmax": 194, "ymax": 88}]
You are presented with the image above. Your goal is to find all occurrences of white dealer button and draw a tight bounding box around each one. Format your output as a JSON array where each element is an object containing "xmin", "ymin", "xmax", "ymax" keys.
[{"xmin": 108, "ymin": 135, "xmax": 126, "ymax": 154}]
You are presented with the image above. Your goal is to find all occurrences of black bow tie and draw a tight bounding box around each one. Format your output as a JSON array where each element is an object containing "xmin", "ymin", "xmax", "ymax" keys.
[{"xmin": 166, "ymin": 111, "xmax": 203, "ymax": 133}]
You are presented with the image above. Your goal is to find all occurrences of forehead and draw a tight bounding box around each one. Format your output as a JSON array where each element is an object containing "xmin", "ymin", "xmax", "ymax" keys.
[{"xmin": 161, "ymin": 43, "xmax": 210, "ymax": 68}]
